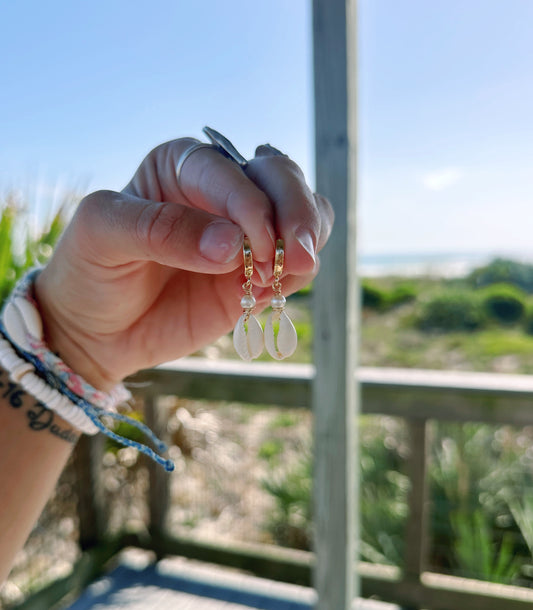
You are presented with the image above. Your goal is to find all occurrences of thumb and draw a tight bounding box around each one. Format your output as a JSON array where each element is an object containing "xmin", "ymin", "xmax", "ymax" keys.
[{"xmin": 71, "ymin": 189, "xmax": 244, "ymax": 272}]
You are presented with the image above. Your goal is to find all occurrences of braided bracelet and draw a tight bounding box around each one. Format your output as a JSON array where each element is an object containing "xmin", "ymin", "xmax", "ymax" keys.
[
  {"xmin": 0, "ymin": 269, "xmax": 174, "ymax": 472},
  {"xmin": 0, "ymin": 336, "xmax": 100, "ymax": 435}
]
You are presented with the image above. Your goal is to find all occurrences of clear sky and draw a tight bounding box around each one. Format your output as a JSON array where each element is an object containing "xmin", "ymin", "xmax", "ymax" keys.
[{"xmin": 1, "ymin": 1, "xmax": 532, "ymax": 258}]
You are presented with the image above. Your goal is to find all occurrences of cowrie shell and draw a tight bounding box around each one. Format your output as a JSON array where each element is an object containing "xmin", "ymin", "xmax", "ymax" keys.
[
  {"xmin": 2, "ymin": 301, "xmax": 31, "ymax": 350},
  {"xmin": 264, "ymin": 310, "xmax": 297, "ymax": 360},
  {"xmin": 233, "ymin": 314, "xmax": 264, "ymax": 361},
  {"xmin": 13, "ymin": 297, "xmax": 43, "ymax": 341}
]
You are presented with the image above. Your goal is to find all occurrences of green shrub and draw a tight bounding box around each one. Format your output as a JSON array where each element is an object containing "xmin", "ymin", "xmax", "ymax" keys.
[
  {"xmin": 362, "ymin": 280, "xmax": 388, "ymax": 310},
  {"xmin": 429, "ymin": 422, "xmax": 533, "ymax": 583},
  {"xmin": 468, "ymin": 258, "xmax": 533, "ymax": 294},
  {"xmin": 258, "ymin": 439, "xmax": 284, "ymax": 462},
  {"xmin": 388, "ymin": 282, "xmax": 418, "ymax": 307},
  {"xmin": 262, "ymin": 417, "xmax": 409, "ymax": 565},
  {"xmin": 260, "ymin": 417, "xmax": 533, "ymax": 582},
  {"xmin": 480, "ymin": 283, "xmax": 527, "ymax": 325},
  {"xmin": 262, "ymin": 450, "xmax": 312, "ymax": 550},
  {"xmin": 359, "ymin": 417, "xmax": 409, "ymax": 566},
  {"xmin": 523, "ymin": 306, "xmax": 533, "ymax": 336},
  {"xmin": 415, "ymin": 289, "xmax": 485, "ymax": 332},
  {"xmin": 450, "ymin": 509, "xmax": 521, "ymax": 583},
  {"xmin": 362, "ymin": 280, "xmax": 417, "ymax": 311}
]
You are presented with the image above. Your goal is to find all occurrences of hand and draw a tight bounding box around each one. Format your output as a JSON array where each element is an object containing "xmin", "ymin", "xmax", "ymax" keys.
[{"xmin": 34, "ymin": 139, "xmax": 334, "ymax": 390}]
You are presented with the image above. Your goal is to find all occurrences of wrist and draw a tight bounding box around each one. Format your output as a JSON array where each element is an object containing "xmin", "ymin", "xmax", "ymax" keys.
[{"xmin": 34, "ymin": 272, "xmax": 117, "ymax": 393}]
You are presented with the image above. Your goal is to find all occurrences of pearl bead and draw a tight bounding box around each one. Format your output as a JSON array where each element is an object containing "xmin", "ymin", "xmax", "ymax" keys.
[
  {"xmin": 270, "ymin": 295, "xmax": 286, "ymax": 309},
  {"xmin": 240, "ymin": 294, "xmax": 256, "ymax": 310}
]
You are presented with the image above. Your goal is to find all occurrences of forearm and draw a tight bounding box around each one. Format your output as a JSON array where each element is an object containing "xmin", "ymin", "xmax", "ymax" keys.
[{"xmin": 0, "ymin": 365, "xmax": 80, "ymax": 583}]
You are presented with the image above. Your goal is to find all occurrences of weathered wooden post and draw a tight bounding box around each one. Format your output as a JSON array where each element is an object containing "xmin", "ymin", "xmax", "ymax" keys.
[
  {"xmin": 73, "ymin": 434, "xmax": 106, "ymax": 549},
  {"xmin": 145, "ymin": 391, "xmax": 171, "ymax": 554},
  {"xmin": 312, "ymin": 0, "xmax": 359, "ymax": 609}
]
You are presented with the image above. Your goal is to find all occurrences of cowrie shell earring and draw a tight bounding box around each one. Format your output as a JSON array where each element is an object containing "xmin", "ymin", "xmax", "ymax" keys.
[
  {"xmin": 233, "ymin": 238, "xmax": 264, "ymax": 361},
  {"xmin": 264, "ymin": 239, "xmax": 297, "ymax": 360}
]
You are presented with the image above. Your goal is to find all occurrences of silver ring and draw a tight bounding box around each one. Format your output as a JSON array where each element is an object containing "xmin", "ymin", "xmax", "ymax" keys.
[
  {"xmin": 203, "ymin": 126, "xmax": 248, "ymax": 169},
  {"xmin": 175, "ymin": 142, "xmax": 216, "ymax": 184}
]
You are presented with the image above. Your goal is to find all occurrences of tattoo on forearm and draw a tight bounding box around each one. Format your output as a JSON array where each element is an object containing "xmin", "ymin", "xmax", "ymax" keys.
[
  {"xmin": 1, "ymin": 380, "xmax": 24, "ymax": 407},
  {"xmin": 0, "ymin": 368, "xmax": 78, "ymax": 444}
]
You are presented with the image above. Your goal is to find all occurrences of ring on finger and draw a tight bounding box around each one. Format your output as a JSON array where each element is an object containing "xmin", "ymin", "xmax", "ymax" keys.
[
  {"xmin": 175, "ymin": 142, "xmax": 216, "ymax": 184},
  {"xmin": 263, "ymin": 143, "xmax": 288, "ymax": 157},
  {"xmin": 203, "ymin": 126, "xmax": 248, "ymax": 169}
]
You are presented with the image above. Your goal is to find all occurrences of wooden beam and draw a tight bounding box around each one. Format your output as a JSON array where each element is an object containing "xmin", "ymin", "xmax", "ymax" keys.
[
  {"xmin": 130, "ymin": 361, "xmax": 533, "ymax": 426},
  {"xmin": 312, "ymin": 0, "xmax": 359, "ymax": 608},
  {"xmin": 130, "ymin": 359, "xmax": 312, "ymax": 408},
  {"xmin": 143, "ymin": 533, "xmax": 313, "ymax": 588}
]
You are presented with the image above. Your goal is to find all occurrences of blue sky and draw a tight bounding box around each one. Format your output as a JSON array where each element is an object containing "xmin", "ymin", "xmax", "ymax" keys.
[{"xmin": 1, "ymin": 1, "xmax": 532, "ymax": 258}]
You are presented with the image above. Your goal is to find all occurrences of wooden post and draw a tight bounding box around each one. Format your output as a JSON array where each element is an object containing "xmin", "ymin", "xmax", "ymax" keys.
[
  {"xmin": 403, "ymin": 420, "xmax": 430, "ymax": 598},
  {"xmin": 144, "ymin": 392, "xmax": 170, "ymax": 552},
  {"xmin": 73, "ymin": 434, "xmax": 106, "ymax": 550},
  {"xmin": 312, "ymin": 1, "xmax": 359, "ymax": 609}
]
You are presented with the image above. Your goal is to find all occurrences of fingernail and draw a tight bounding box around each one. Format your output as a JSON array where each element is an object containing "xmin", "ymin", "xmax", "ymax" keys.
[
  {"xmin": 266, "ymin": 224, "xmax": 277, "ymax": 248},
  {"xmin": 295, "ymin": 228, "xmax": 316, "ymax": 264},
  {"xmin": 200, "ymin": 221, "xmax": 243, "ymax": 264}
]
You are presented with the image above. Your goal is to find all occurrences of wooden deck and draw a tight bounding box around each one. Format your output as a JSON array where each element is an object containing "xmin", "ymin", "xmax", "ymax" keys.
[{"xmin": 66, "ymin": 552, "xmax": 399, "ymax": 610}]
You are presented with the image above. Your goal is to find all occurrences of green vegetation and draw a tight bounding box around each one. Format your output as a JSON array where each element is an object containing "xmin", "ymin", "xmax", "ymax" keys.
[
  {"xmin": 261, "ymin": 256, "xmax": 533, "ymax": 586},
  {"xmin": 268, "ymin": 412, "xmax": 299, "ymax": 429},
  {"xmin": 468, "ymin": 258, "xmax": 533, "ymax": 293},
  {"xmin": 358, "ymin": 263, "xmax": 533, "ymax": 373},
  {"xmin": 258, "ymin": 438, "xmax": 284, "ymax": 462},
  {"xmin": 362, "ymin": 279, "xmax": 417, "ymax": 311},
  {"xmin": 450, "ymin": 510, "xmax": 521, "ymax": 584},
  {"xmin": 262, "ymin": 449, "xmax": 312, "ymax": 549},
  {"xmin": 415, "ymin": 289, "xmax": 485, "ymax": 332},
  {"xmin": 0, "ymin": 191, "xmax": 71, "ymax": 304},
  {"xmin": 261, "ymin": 418, "xmax": 533, "ymax": 585},
  {"xmin": 480, "ymin": 283, "xmax": 527, "ymax": 324}
]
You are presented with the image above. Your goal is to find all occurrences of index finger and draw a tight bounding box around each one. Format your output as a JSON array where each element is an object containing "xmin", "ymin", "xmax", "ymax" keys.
[{"xmin": 123, "ymin": 139, "xmax": 276, "ymax": 262}]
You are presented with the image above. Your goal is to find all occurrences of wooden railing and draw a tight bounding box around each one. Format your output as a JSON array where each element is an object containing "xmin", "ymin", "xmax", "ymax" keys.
[{"xmin": 67, "ymin": 360, "xmax": 533, "ymax": 609}]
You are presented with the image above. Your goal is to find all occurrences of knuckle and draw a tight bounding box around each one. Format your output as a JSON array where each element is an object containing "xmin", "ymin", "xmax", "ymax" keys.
[
  {"xmin": 284, "ymin": 157, "xmax": 305, "ymax": 179},
  {"xmin": 142, "ymin": 139, "xmax": 201, "ymax": 187},
  {"xmin": 70, "ymin": 190, "xmax": 123, "ymax": 253},
  {"xmin": 77, "ymin": 190, "xmax": 121, "ymax": 225},
  {"xmin": 226, "ymin": 185, "xmax": 272, "ymax": 223},
  {"xmin": 80, "ymin": 189, "xmax": 118, "ymax": 210},
  {"xmin": 147, "ymin": 138, "xmax": 198, "ymax": 161},
  {"xmin": 135, "ymin": 201, "xmax": 186, "ymax": 253}
]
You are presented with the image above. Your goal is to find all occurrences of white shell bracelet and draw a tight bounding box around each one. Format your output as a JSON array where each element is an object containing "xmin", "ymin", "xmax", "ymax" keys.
[{"xmin": 0, "ymin": 337, "xmax": 99, "ymax": 435}]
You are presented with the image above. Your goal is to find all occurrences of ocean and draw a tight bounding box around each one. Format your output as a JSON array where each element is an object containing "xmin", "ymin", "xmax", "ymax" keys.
[{"xmin": 357, "ymin": 251, "xmax": 533, "ymax": 278}]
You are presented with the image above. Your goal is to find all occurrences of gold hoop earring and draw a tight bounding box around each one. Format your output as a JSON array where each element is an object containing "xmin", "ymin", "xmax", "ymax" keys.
[
  {"xmin": 233, "ymin": 238, "xmax": 264, "ymax": 361},
  {"xmin": 264, "ymin": 239, "xmax": 297, "ymax": 360}
]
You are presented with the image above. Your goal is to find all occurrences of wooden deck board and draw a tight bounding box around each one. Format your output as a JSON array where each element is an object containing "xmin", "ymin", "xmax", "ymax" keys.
[{"xmin": 66, "ymin": 554, "xmax": 400, "ymax": 610}]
